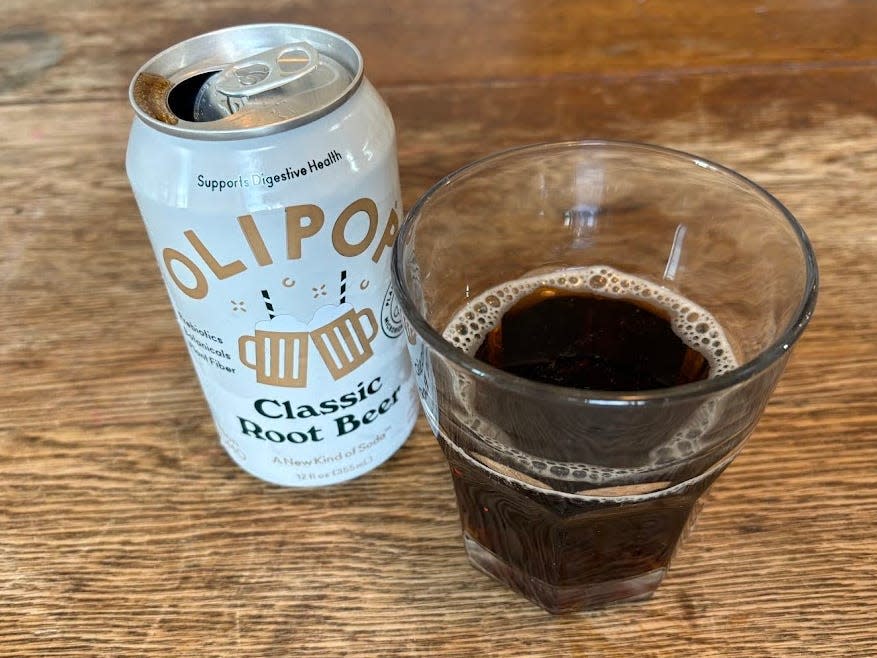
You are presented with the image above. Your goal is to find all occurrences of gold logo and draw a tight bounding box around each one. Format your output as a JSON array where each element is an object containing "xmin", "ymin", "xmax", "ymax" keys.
[
  {"xmin": 238, "ymin": 304, "xmax": 378, "ymax": 387},
  {"xmin": 238, "ymin": 323, "xmax": 310, "ymax": 388},
  {"xmin": 311, "ymin": 306, "xmax": 378, "ymax": 380}
]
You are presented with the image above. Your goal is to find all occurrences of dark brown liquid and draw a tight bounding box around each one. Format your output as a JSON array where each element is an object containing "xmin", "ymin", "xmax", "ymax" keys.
[
  {"xmin": 474, "ymin": 287, "xmax": 710, "ymax": 391},
  {"xmin": 447, "ymin": 285, "xmax": 722, "ymax": 611},
  {"xmin": 441, "ymin": 434, "xmax": 723, "ymax": 612}
]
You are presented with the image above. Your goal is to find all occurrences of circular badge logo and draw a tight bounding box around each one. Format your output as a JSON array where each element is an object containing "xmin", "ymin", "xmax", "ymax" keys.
[{"xmin": 380, "ymin": 284, "xmax": 404, "ymax": 338}]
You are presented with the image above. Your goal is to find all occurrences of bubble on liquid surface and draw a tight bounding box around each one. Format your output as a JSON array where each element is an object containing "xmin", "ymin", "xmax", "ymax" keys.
[
  {"xmin": 443, "ymin": 264, "xmax": 738, "ymax": 375},
  {"xmin": 439, "ymin": 264, "xmax": 740, "ymax": 485}
]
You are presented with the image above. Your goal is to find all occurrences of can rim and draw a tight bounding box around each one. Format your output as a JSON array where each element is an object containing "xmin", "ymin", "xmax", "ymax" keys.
[{"xmin": 128, "ymin": 23, "xmax": 364, "ymax": 140}]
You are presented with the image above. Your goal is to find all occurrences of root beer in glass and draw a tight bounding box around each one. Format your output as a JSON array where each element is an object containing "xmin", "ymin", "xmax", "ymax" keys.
[
  {"xmin": 126, "ymin": 25, "xmax": 417, "ymax": 486},
  {"xmin": 393, "ymin": 141, "xmax": 817, "ymax": 612}
]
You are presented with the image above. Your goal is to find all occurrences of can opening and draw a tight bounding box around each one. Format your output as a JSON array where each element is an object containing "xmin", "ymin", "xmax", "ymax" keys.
[
  {"xmin": 130, "ymin": 26, "xmax": 366, "ymax": 136},
  {"xmin": 168, "ymin": 71, "xmax": 220, "ymax": 122}
]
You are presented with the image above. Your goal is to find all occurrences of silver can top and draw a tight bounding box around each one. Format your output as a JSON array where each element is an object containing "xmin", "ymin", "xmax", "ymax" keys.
[{"xmin": 129, "ymin": 24, "xmax": 363, "ymax": 140}]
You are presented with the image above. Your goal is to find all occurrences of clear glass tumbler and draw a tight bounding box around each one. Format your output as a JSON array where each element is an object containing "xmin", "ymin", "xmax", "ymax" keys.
[{"xmin": 392, "ymin": 141, "xmax": 817, "ymax": 613}]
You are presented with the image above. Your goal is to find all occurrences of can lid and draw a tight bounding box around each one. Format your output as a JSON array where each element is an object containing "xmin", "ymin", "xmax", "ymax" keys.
[{"xmin": 129, "ymin": 24, "xmax": 363, "ymax": 140}]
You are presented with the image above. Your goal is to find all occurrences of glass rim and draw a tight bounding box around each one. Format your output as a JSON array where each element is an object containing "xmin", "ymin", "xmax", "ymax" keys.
[{"xmin": 392, "ymin": 139, "xmax": 819, "ymax": 406}]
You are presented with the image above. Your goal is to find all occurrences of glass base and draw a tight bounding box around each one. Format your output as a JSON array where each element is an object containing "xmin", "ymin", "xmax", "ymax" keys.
[{"xmin": 463, "ymin": 533, "xmax": 665, "ymax": 614}]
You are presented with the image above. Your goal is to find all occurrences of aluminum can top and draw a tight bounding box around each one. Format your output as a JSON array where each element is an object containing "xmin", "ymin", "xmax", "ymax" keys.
[{"xmin": 129, "ymin": 24, "xmax": 363, "ymax": 140}]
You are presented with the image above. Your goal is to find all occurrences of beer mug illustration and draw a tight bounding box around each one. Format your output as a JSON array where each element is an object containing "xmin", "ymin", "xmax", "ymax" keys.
[
  {"xmin": 238, "ymin": 316, "xmax": 310, "ymax": 388},
  {"xmin": 310, "ymin": 303, "xmax": 379, "ymax": 380}
]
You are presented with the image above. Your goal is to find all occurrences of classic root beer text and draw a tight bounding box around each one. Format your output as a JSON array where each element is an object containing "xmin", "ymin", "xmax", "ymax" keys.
[{"xmin": 236, "ymin": 376, "xmax": 402, "ymax": 444}]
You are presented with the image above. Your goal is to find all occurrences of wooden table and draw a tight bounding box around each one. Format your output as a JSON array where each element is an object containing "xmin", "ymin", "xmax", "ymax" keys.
[{"xmin": 2, "ymin": 2, "xmax": 875, "ymax": 655}]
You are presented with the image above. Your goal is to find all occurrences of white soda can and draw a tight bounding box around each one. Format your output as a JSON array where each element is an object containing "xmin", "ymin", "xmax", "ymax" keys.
[{"xmin": 126, "ymin": 24, "xmax": 418, "ymax": 486}]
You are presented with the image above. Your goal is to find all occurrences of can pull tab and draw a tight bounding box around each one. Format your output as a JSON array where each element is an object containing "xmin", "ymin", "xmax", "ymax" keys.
[{"xmin": 214, "ymin": 42, "xmax": 320, "ymax": 97}]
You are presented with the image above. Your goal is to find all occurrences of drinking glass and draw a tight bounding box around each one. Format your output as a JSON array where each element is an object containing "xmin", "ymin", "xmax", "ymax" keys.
[{"xmin": 392, "ymin": 141, "xmax": 817, "ymax": 613}]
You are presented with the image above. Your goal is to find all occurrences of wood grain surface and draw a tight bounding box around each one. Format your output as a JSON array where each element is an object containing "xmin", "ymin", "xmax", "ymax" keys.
[{"xmin": 1, "ymin": 1, "xmax": 875, "ymax": 656}]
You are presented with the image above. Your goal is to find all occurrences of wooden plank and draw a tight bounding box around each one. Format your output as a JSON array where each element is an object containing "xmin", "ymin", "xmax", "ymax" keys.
[
  {"xmin": 2, "ymin": 28, "xmax": 876, "ymax": 658},
  {"xmin": 0, "ymin": 0, "xmax": 877, "ymax": 658},
  {"xmin": 3, "ymin": 0, "xmax": 877, "ymax": 103}
]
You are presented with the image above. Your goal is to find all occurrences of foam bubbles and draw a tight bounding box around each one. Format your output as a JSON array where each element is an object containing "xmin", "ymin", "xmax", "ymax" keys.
[
  {"xmin": 441, "ymin": 265, "xmax": 741, "ymax": 488},
  {"xmin": 442, "ymin": 265, "xmax": 737, "ymax": 377}
]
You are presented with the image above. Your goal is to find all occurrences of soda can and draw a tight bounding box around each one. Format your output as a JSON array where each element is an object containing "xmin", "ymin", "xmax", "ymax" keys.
[{"xmin": 126, "ymin": 24, "xmax": 419, "ymax": 486}]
